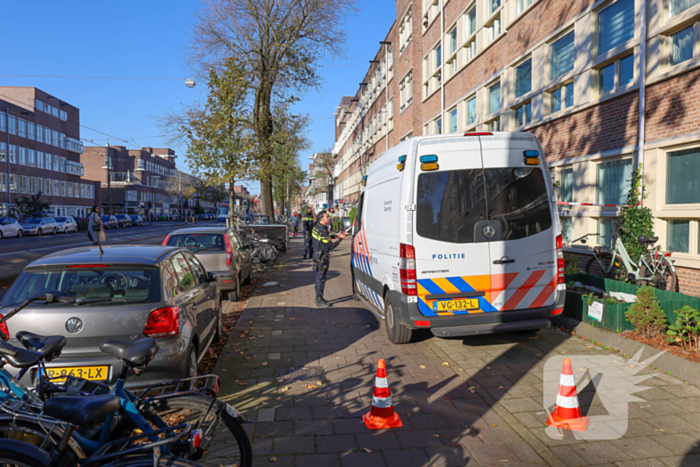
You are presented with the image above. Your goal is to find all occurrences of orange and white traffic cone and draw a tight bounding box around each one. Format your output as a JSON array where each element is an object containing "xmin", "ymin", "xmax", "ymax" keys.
[
  {"xmin": 547, "ymin": 357, "xmax": 589, "ymax": 432},
  {"xmin": 363, "ymin": 359, "xmax": 403, "ymax": 430}
]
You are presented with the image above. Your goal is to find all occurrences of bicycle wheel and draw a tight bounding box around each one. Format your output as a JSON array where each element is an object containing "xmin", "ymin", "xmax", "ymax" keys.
[
  {"xmin": 138, "ymin": 395, "xmax": 252, "ymax": 467},
  {"xmin": 0, "ymin": 439, "xmax": 51, "ymax": 467},
  {"xmin": 585, "ymin": 253, "xmax": 628, "ymax": 281},
  {"xmin": 640, "ymin": 255, "xmax": 677, "ymax": 291},
  {"xmin": 101, "ymin": 455, "xmax": 204, "ymax": 466},
  {"xmin": 0, "ymin": 416, "xmax": 85, "ymax": 459}
]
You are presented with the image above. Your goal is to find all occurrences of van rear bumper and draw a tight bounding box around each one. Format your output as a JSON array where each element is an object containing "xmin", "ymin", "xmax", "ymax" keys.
[{"xmin": 390, "ymin": 287, "xmax": 565, "ymax": 337}]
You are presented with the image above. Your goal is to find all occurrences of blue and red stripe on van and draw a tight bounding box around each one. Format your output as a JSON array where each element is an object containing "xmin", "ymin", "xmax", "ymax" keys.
[{"xmin": 352, "ymin": 227, "xmax": 384, "ymax": 311}]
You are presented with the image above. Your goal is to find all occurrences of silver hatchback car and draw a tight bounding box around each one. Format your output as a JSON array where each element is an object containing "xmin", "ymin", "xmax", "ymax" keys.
[{"xmin": 0, "ymin": 245, "xmax": 222, "ymax": 388}]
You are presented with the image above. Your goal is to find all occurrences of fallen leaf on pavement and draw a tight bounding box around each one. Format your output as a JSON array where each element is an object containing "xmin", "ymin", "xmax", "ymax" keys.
[
  {"xmin": 235, "ymin": 380, "xmax": 247, "ymax": 386},
  {"xmin": 442, "ymin": 362, "xmax": 450, "ymax": 366},
  {"xmin": 468, "ymin": 386, "xmax": 476, "ymax": 393},
  {"xmin": 262, "ymin": 362, "xmax": 268, "ymax": 366},
  {"xmin": 419, "ymin": 365, "xmax": 426, "ymax": 369},
  {"xmin": 529, "ymin": 336, "xmax": 538, "ymax": 340},
  {"xmin": 362, "ymin": 448, "xmax": 372, "ymax": 453},
  {"xmin": 270, "ymin": 457, "xmax": 277, "ymax": 462},
  {"xmin": 535, "ymin": 353, "xmax": 543, "ymax": 357},
  {"xmin": 656, "ymin": 429, "xmax": 666, "ymax": 432},
  {"xmin": 433, "ymin": 434, "xmax": 440, "ymax": 438},
  {"xmin": 280, "ymin": 387, "xmax": 291, "ymax": 392},
  {"xmin": 585, "ymin": 346, "xmax": 594, "ymax": 349}
]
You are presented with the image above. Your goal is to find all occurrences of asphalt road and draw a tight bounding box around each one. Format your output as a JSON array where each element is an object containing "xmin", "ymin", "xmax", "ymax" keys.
[{"xmin": 0, "ymin": 221, "xmax": 219, "ymax": 282}]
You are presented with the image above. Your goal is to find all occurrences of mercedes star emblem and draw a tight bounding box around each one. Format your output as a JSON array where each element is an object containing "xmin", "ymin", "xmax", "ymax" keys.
[
  {"xmin": 483, "ymin": 225, "xmax": 496, "ymax": 238},
  {"xmin": 66, "ymin": 317, "xmax": 83, "ymax": 334}
]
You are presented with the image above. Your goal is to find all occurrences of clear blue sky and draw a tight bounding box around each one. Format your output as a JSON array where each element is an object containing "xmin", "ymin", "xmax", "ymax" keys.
[{"xmin": 0, "ymin": 0, "xmax": 397, "ymax": 195}]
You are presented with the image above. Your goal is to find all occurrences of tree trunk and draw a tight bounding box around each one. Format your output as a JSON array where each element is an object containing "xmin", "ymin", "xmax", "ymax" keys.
[
  {"xmin": 254, "ymin": 82, "xmax": 275, "ymax": 218},
  {"xmin": 228, "ymin": 181, "xmax": 236, "ymax": 228}
]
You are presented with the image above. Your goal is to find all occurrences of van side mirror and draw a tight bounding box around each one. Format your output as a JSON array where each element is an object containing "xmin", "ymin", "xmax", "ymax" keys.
[{"xmin": 208, "ymin": 272, "xmax": 216, "ymax": 282}]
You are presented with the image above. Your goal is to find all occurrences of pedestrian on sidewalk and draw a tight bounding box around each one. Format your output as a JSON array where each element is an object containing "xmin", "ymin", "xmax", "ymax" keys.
[
  {"xmin": 312, "ymin": 210, "xmax": 346, "ymax": 308},
  {"xmin": 290, "ymin": 212, "xmax": 299, "ymax": 237},
  {"xmin": 87, "ymin": 206, "xmax": 107, "ymax": 248},
  {"xmin": 302, "ymin": 208, "xmax": 316, "ymax": 260}
]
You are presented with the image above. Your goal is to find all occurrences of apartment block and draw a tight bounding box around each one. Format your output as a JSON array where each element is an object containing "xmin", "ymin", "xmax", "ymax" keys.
[
  {"xmin": 0, "ymin": 87, "xmax": 99, "ymax": 217},
  {"xmin": 332, "ymin": 0, "xmax": 700, "ymax": 296}
]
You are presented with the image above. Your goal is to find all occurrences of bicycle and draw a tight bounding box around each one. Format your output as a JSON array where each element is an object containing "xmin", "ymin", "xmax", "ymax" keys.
[
  {"xmin": 0, "ymin": 295, "xmax": 253, "ymax": 467},
  {"xmin": 573, "ymin": 232, "xmax": 677, "ymax": 290}
]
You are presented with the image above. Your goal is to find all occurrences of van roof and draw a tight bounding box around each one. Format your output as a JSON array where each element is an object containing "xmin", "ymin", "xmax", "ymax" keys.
[{"xmin": 409, "ymin": 131, "xmax": 538, "ymax": 146}]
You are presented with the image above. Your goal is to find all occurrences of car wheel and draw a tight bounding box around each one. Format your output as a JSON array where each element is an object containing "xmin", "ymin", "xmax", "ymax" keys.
[
  {"xmin": 52, "ymin": 228, "xmax": 57, "ymax": 235},
  {"xmin": 241, "ymin": 268, "xmax": 252, "ymax": 286},
  {"xmin": 186, "ymin": 346, "xmax": 198, "ymax": 379},
  {"xmin": 384, "ymin": 292, "xmax": 412, "ymax": 344},
  {"xmin": 37, "ymin": 229, "xmax": 42, "ymax": 236},
  {"xmin": 213, "ymin": 300, "xmax": 224, "ymax": 343},
  {"xmin": 0, "ymin": 231, "xmax": 3, "ymax": 240},
  {"xmin": 17, "ymin": 230, "xmax": 22, "ymax": 238}
]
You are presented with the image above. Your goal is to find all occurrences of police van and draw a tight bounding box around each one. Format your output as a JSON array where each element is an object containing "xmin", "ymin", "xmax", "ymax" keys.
[{"xmin": 351, "ymin": 132, "xmax": 565, "ymax": 344}]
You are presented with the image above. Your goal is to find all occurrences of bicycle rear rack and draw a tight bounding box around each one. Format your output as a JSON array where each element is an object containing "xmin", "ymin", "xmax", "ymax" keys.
[
  {"xmin": 0, "ymin": 400, "xmax": 75, "ymax": 453},
  {"xmin": 136, "ymin": 374, "xmax": 221, "ymax": 402}
]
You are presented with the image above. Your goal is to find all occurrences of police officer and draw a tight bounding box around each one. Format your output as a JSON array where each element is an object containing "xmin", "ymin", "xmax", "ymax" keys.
[
  {"xmin": 302, "ymin": 208, "xmax": 316, "ymax": 260},
  {"xmin": 312, "ymin": 211, "xmax": 346, "ymax": 308}
]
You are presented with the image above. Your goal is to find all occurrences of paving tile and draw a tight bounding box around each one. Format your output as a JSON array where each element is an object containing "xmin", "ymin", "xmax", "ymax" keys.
[
  {"xmin": 334, "ymin": 418, "xmax": 372, "ymax": 435},
  {"xmin": 295, "ymin": 419, "xmax": 333, "ymax": 436},
  {"xmin": 355, "ymin": 432, "xmax": 402, "ymax": 451},
  {"xmin": 273, "ymin": 435, "xmax": 316, "ymax": 455},
  {"xmin": 316, "ymin": 434, "xmax": 359, "ymax": 453},
  {"xmin": 383, "ymin": 449, "xmax": 431, "ymax": 467},
  {"xmin": 466, "ymin": 442, "xmax": 522, "ymax": 465},
  {"xmin": 294, "ymin": 453, "xmax": 341, "ymax": 466},
  {"xmin": 396, "ymin": 430, "xmax": 444, "ymax": 449},
  {"xmin": 425, "ymin": 446, "xmax": 474, "ymax": 466},
  {"xmin": 276, "ymin": 406, "xmax": 312, "ymax": 421},
  {"xmin": 339, "ymin": 451, "xmax": 387, "ymax": 467}
]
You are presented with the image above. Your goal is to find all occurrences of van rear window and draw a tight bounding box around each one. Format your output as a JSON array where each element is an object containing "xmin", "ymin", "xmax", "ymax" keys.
[{"xmin": 416, "ymin": 167, "xmax": 552, "ymax": 243}]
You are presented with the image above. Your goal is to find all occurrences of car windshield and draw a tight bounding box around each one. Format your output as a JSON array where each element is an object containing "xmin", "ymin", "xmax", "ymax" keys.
[
  {"xmin": 23, "ymin": 218, "xmax": 41, "ymax": 224},
  {"xmin": 55, "ymin": 217, "xmax": 67, "ymax": 222},
  {"xmin": 166, "ymin": 233, "xmax": 226, "ymax": 252},
  {"xmin": 116, "ymin": 215, "xmax": 126, "ymax": 219},
  {"xmin": 100, "ymin": 216, "xmax": 110, "ymax": 221},
  {"xmin": 416, "ymin": 167, "xmax": 552, "ymax": 243},
  {"xmin": 1, "ymin": 267, "xmax": 162, "ymax": 308}
]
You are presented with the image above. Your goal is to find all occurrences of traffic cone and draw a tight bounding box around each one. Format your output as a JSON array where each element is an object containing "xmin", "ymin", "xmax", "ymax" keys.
[
  {"xmin": 363, "ymin": 359, "xmax": 403, "ymax": 429},
  {"xmin": 547, "ymin": 358, "xmax": 589, "ymax": 432}
]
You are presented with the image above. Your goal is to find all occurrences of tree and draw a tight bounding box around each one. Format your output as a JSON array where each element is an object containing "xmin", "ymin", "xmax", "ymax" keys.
[
  {"xmin": 181, "ymin": 58, "xmax": 256, "ymax": 225},
  {"xmin": 189, "ymin": 0, "xmax": 358, "ymax": 217},
  {"xmin": 14, "ymin": 193, "xmax": 51, "ymax": 221},
  {"xmin": 616, "ymin": 165, "xmax": 654, "ymax": 267},
  {"xmin": 311, "ymin": 151, "xmax": 336, "ymax": 206}
]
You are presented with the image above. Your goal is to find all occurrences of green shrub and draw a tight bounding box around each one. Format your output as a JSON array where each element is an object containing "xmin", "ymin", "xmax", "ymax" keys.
[
  {"xmin": 616, "ymin": 165, "xmax": 654, "ymax": 269},
  {"xmin": 625, "ymin": 286, "xmax": 667, "ymax": 338},
  {"xmin": 667, "ymin": 306, "xmax": 700, "ymax": 352}
]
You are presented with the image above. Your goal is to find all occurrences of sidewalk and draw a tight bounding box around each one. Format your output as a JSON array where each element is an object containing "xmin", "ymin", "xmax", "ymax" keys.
[{"xmin": 214, "ymin": 237, "xmax": 700, "ymax": 467}]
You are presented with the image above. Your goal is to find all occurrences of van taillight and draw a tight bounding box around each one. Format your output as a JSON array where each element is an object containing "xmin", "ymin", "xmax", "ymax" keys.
[
  {"xmin": 144, "ymin": 306, "xmax": 179, "ymax": 338},
  {"xmin": 162, "ymin": 234, "xmax": 170, "ymax": 246},
  {"xmin": 224, "ymin": 235, "xmax": 233, "ymax": 267},
  {"xmin": 400, "ymin": 243, "xmax": 417, "ymax": 296},
  {"xmin": 556, "ymin": 234, "xmax": 565, "ymax": 284}
]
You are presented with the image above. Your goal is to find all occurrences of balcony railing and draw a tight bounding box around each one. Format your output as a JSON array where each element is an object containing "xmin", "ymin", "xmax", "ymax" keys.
[
  {"xmin": 110, "ymin": 172, "xmax": 136, "ymax": 183},
  {"xmin": 62, "ymin": 136, "xmax": 84, "ymax": 154}
]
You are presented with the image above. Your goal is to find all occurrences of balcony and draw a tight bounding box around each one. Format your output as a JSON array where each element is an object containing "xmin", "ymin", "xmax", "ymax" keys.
[
  {"xmin": 64, "ymin": 161, "xmax": 84, "ymax": 177},
  {"xmin": 136, "ymin": 160, "xmax": 145, "ymax": 171},
  {"xmin": 110, "ymin": 172, "xmax": 136, "ymax": 184},
  {"xmin": 62, "ymin": 136, "xmax": 84, "ymax": 154}
]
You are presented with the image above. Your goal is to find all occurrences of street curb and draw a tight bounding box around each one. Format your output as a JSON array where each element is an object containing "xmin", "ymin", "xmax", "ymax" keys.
[{"xmin": 552, "ymin": 316, "xmax": 699, "ymax": 386}]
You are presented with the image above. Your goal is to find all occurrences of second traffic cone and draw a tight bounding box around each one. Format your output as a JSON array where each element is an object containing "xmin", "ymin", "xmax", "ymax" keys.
[
  {"xmin": 363, "ymin": 359, "xmax": 403, "ymax": 429},
  {"xmin": 547, "ymin": 357, "xmax": 589, "ymax": 432}
]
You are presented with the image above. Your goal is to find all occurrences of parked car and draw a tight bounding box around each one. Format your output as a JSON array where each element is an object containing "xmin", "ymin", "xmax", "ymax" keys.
[
  {"xmin": 129, "ymin": 215, "xmax": 144, "ymax": 227},
  {"xmin": 100, "ymin": 215, "xmax": 119, "ymax": 230},
  {"xmin": 20, "ymin": 217, "xmax": 57, "ymax": 236},
  {"xmin": 163, "ymin": 227, "xmax": 252, "ymax": 302},
  {"xmin": 115, "ymin": 214, "xmax": 133, "ymax": 228},
  {"xmin": 0, "ymin": 245, "xmax": 222, "ymax": 388},
  {"xmin": 54, "ymin": 216, "xmax": 78, "ymax": 234},
  {"xmin": 73, "ymin": 217, "xmax": 88, "ymax": 231},
  {"xmin": 0, "ymin": 217, "xmax": 23, "ymax": 239}
]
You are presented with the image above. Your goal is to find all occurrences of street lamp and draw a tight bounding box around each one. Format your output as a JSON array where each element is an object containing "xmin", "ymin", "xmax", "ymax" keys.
[{"xmin": 185, "ymin": 79, "xmax": 196, "ymax": 88}]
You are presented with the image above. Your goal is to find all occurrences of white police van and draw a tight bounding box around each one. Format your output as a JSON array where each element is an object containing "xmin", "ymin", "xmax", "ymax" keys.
[{"xmin": 351, "ymin": 132, "xmax": 565, "ymax": 344}]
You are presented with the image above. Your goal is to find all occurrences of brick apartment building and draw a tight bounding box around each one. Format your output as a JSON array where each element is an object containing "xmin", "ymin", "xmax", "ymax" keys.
[
  {"xmin": 332, "ymin": 0, "xmax": 700, "ymax": 296},
  {"xmin": 0, "ymin": 87, "xmax": 99, "ymax": 217},
  {"xmin": 82, "ymin": 145, "xmax": 179, "ymax": 219}
]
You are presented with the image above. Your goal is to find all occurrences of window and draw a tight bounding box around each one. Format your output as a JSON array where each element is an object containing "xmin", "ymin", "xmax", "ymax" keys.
[
  {"xmin": 515, "ymin": 59, "xmax": 532, "ymax": 98},
  {"xmin": 670, "ymin": 0, "xmax": 700, "ymax": 16},
  {"xmin": 29, "ymin": 177, "xmax": 35, "ymax": 194},
  {"xmin": 487, "ymin": 16, "xmax": 501, "ymax": 43},
  {"xmin": 400, "ymin": 71, "xmax": 413, "ymax": 111},
  {"xmin": 671, "ymin": 26, "xmax": 694, "ymax": 66},
  {"xmin": 8, "ymin": 116, "xmax": 16, "ymax": 135},
  {"xmin": 449, "ymin": 108, "xmax": 458, "ymax": 133},
  {"xmin": 465, "ymin": 7, "xmax": 477, "ymax": 37},
  {"xmin": 400, "ymin": 132, "xmax": 413, "ymax": 142},
  {"xmin": 514, "ymin": 102, "xmax": 532, "ymax": 127},
  {"xmin": 28, "ymin": 149, "xmax": 35, "ymax": 167},
  {"xmin": 667, "ymin": 220, "xmax": 690, "ymax": 253},
  {"xmin": 550, "ymin": 31, "xmax": 575, "ymax": 80},
  {"xmin": 399, "ymin": 6, "xmax": 413, "ymax": 53},
  {"xmin": 19, "ymin": 176, "xmax": 27, "ymax": 193},
  {"xmin": 598, "ymin": 218, "xmax": 614, "ymax": 246},
  {"xmin": 0, "ymin": 174, "xmax": 5, "ymax": 192},
  {"xmin": 561, "ymin": 217, "xmax": 573, "ymax": 243},
  {"xmin": 0, "ymin": 114, "xmax": 4, "ymax": 132},
  {"xmin": 61, "ymin": 181, "xmax": 66, "ymax": 197},
  {"xmin": 465, "ymin": 39, "xmax": 477, "ymax": 62},
  {"xmin": 448, "ymin": 27, "xmax": 458, "ymax": 54},
  {"xmin": 18, "ymin": 119, "xmax": 26, "ymax": 138},
  {"xmin": 597, "ymin": 159, "xmax": 632, "ymax": 205},
  {"xmin": 27, "ymin": 123, "xmax": 35, "ymax": 140},
  {"xmin": 620, "ymin": 55, "xmax": 634, "ymax": 85},
  {"xmin": 9, "ymin": 174, "xmax": 16, "ymax": 192},
  {"xmin": 667, "ymin": 148, "xmax": 700, "ymax": 204},
  {"xmin": 416, "ymin": 167, "xmax": 551, "ymax": 243},
  {"xmin": 0, "ymin": 142, "xmax": 4, "ymax": 162},
  {"xmin": 489, "ymin": 0, "xmax": 501, "ymax": 15},
  {"xmin": 600, "ymin": 63, "xmax": 616, "ymax": 93},
  {"xmin": 466, "ymin": 96, "xmax": 477, "ymax": 125},
  {"xmin": 561, "ymin": 167, "xmax": 574, "ymax": 202},
  {"xmin": 488, "ymin": 82, "xmax": 501, "ymax": 114},
  {"xmin": 598, "ymin": 0, "xmax": 635, "ymax": 55},
  {"xmin": 517, "ymin": 0, "xmax": 533, "ymax": 14},
  {"xmin": 550, "ymin": 82, "xmax": 574, "ymax": 112},
  {"xmin": 45, "ymin": 179, "xmax": 52, "ymax": 196},
  {"xmin": 436, "ymin": 117, "xmax": 442, "ymax": 134},
  {"xmin": 600, "ymin": 54, "xmax": 635, "ymax": 94},
  {"xmin": 36, "ymin": 125, "xmax": 44, "ymax": 143},
  {"xmin": 436, "ymin": 44, "xmax": 442, "ymax": 68},
  {"xmin": 487, "ymin": 118, "xmax": 501, "ymax": 131}
]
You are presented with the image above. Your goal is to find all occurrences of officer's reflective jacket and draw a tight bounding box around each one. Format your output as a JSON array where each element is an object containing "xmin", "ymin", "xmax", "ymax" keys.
[
  {"xmin": 311, "ymin": 223, "xmax": 341, "ymax": 261},
  {"xmin": 302, "ymin": 215, "xmax": 315, "ymax": 233}
]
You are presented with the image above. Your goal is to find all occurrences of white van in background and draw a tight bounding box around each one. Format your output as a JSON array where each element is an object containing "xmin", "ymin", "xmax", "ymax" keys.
[{"xmin": 351, "ymin": 132, "xmax": 565, "ymax": 344}]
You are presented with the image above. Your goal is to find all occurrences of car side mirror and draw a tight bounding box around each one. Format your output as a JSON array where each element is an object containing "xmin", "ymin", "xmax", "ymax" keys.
[{"xmin": 208, "ymin": 272, "xmax": 216, "ymax": 282}]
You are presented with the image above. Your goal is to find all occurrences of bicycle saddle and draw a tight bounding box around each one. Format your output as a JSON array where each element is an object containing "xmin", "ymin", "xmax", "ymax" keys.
[
  {"xmin": 44, "ymin": 395, "xmax": 121, "ymax": 427},
  {"xmin": 638, "ymin": 235, "xmax": 659, "ymax": 244},
  {"xmin": 0, "ymin": 340, "xmax": 43, "ymax": 368},
  {"xmin": 99, "ymin": 338, "xmax": 159, "ymax": 368},
  {"xmin": 16, "ymin": 332, "xmax": 67, "ymax": 363}
]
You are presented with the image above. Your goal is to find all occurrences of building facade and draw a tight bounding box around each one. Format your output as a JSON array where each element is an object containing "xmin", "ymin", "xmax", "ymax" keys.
[
  {"xmin": 0, "ymin": 87, "xmax": 98, "ymax": 217},
  {"xmin": 82, "ymin": 145, "xmax": 179, "ymax": 219},
  {"xmin": 332, "ymin": 0, "xmax": 700, "ymax": 296}
]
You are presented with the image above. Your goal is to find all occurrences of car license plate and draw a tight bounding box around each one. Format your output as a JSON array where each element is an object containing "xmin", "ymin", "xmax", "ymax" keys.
[
  {"xmin": 46, "ymin": 366, "xmax": 108, "ymax": 382},
  {"xmin": 434, "ymin": 298, "xmax": 479, "ymax": 312}
]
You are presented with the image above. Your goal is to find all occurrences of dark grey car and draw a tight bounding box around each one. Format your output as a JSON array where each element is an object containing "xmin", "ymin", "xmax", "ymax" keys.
[
  {"xmin": 0, "ymin": 245, "xmax": 222, "ymax": 388},
  {"xmin": 163, "ymin": 227, "xmax": 252, "ymax": 302}
]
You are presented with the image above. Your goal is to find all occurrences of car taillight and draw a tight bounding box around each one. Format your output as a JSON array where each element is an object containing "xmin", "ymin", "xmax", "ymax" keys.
[
  {"xmin": 0, "ymin": 322, "xmax": 9, "ymax": 342},
  {"xmin": 414, "ymin": 320, "xmax": 430, "ymax": 327},
  {"xmin": 551, "ymin": 308, "xmax": 564, "ymax": 316},
  {"xmin": 162, "ymin": 234, "xmax": 170, "ymax": 246},
  {"xmin": 144, "ymin": 306, "xmax": 179, "ymax": 338},
  {"xmin": 400, "ymin": 243, "xmax": 417, "ymax": 296},
  {"xmin": 224, "ymin": 235, "xmax": 233, "ymax": 267},
  {"xmin": 556, "ymin": 234, "xmax": 565, "ymax": 284}
]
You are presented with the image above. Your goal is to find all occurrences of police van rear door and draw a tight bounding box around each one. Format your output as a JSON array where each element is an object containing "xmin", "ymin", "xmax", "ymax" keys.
[{"xmin": 412, "ymin": 136, "xmax": 495, "ymax": 318}]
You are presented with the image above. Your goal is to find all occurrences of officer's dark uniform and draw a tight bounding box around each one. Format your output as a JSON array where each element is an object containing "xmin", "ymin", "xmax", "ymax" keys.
[
  {"xmin": 312, "ymin": 222, "xmax": 342, "ymax": 306},
  {"xmin": 302, "ymin": 213, "xmax": 315, "ymax": 259}
]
